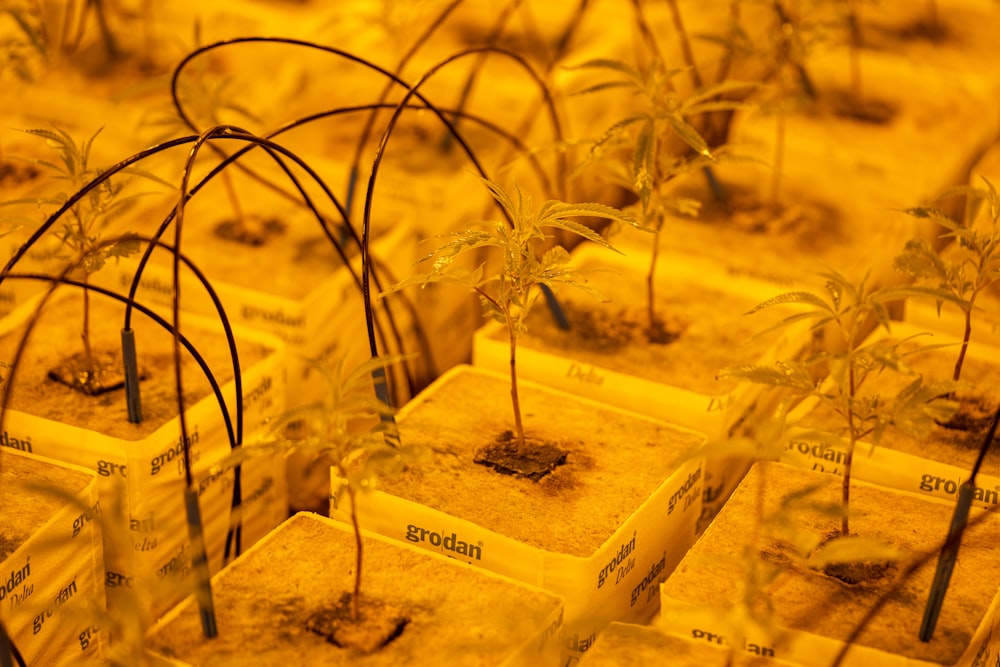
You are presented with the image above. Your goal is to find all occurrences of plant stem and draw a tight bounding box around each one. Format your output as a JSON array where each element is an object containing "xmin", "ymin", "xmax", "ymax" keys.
[
  {"xmin": 842, "ymin": 358, "xmax": 856, "ymax": 538},
  {"xmin": 81, "ymin": 274, "xmax": 94, "ymax": 372},
  {"xmin": 506, "ymin": 317, "xmax": 526, "ymax": 453},
  {"xmin": 666, "ymin": 0, "xmax": 703, "ymax": 90},
  {"xmin": 713, "ymin": 1, "xmax": 740, "ymax": 86},
  {"xmin": 647, "ymin": 229, "xmax": 660, "ymax": 336},
  {"xmin": 665, "ymin": 0, "xmax": 728, "ymax": 204},
  {"xmin": 955, "ymin": 305, "xmax": 973, "ymax": 382},
  {"xmin": 347, "ymin": 483, "xmax": 363, "ymax": 622}
]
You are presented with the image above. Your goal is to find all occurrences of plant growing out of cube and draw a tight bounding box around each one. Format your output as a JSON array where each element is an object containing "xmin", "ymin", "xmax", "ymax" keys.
[
  {"xmin": 236, "ymin": 355, "xmax": 423, "ymax": 650},
  {"xmin": 384, "ymin": 178, "xmax": 640, "ymax": 478},
  {"xmin": 0, "ymin": 126, "xmax": 168, "ymax": 394},
  {"xmin": 893, "ymin": 178, "xmax": 1000, "ymax": 382},
  {"xmin": 572, "ymin": 57, "xmax": 753, "ymax": 340},
  {"xmin": 719, "ymin": 269, "xmax": 959, "ymax": 542}
]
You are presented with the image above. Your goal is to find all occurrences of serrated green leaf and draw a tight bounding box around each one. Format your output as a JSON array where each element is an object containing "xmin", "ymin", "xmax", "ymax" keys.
[
  {"xmin": 683, "ymin": 79, "xmax": 760, "ymax": 108},
  {"xmin": 893, "ymin": 238, "xmax": 947, "ymax": 280},
  {"xmin": 807, "ymin": 536, "xmax": 903, "ymax": 568},
  {"xmin": 746, "ymin": 290, "xmax": 832, "ymax": 315},
  {"xmin": 876, "ymin": 285, "xmax": 970, "ymax": 310},
  {"xmin": 540, "ymin": 245, "xmax": 571, "ymax": 267},
  {"xmin": 664, "ymin": 113, "xmax": 710, "ymax": 157},
  {"xmin": 566, "ymin": 57, "xmax": 643, "ymax": 83},
  {"xmin": 717, "ymin": 361, "xmax": 814, "ymax": 391},
  {"xmin": 573, "ymin": 80, "xmax": 637, "ymax": 96}
]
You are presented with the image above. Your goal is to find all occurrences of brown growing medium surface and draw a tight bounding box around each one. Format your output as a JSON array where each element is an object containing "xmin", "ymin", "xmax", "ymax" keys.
[
  {"xmin": 379, "ymin": 367, "xmax": 704, "ymax": 556},
  {"xmin": 508, "ymin": 251, "xmax": 795, "ymax": 396},
  {"xmin": 659, "ymin": 171, "xmax": 851, "ymax": 286},
  {"xmin": 664, "ymin": 462, "xmax": 1000, "ymax": 664},
  {"xmin": 0, "ymin": 293, "xmax": 270, "ymax": 440},
  {"xmin": 147, "ymin": 513, "xmax": 561, "ymax": 666},
  {"xmin": 0, "ymin": 451, "xmax": 93, "ymax": 561},
  {"xmin": 171, "ymin": 177, "xmax": 348, "ymax": 302},
  {"xmin": 798, "ymin": 337, "xmax": 1000, "ymax": 476}
]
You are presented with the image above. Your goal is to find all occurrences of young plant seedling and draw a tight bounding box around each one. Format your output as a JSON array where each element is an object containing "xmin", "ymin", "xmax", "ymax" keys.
[
  {"xmin": 757, "ymin": 0, "xmax": 823, "ymax": 205},
  {"xmin": 134, "ymin": 32, "xmax": 286, "ymax": 248},
  {"xmin": 893, "ymin": 178, "xmax": 1000, "ymax": 382},
  {"xmin": 823, "ymin": 0, "xmax": 898, "ymax": 123},
  {"xmin": 237, "ymin": 354, "xmax": 423, "ymax": 651},
  {"xmin": 719, "ymin": 269, "xmax": 959, "ymax": 544},
  {"xmin": 0, "ymin": 126, "xmax": 167, "ymax": 394},
  {"xmin": 571, "ymin": 57, "xmax": 753, "ymax": 340},
  {"xmin": 384, "ymin": 177, "xmax": 640, "ymax": 479}
]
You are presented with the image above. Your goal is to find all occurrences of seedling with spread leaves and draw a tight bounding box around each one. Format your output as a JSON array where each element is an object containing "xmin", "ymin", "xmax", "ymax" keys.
[
  {"xmin": 237, "ymin": 355, "xmax": 422, "ymax": 647},
  {"xmin": 719, "ymin": 269, "xmax": 959, "ymax": 540},
  {"xmin": 572, "ymin": 57, "xmax": 752, "ymax": 339},
  {"xmin": 385, "ymin": 178, "xmax": 639, "ymax": 475},
  {"xmin": 894, "ymin": 178, "xmax": 1000, "ymax": 382},
  {"xmin": 0, "ymin": 126, "xmax": 166, "ymax": 394}
]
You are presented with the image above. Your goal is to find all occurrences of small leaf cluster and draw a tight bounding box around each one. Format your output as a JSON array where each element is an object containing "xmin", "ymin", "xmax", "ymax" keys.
[
  {"xmin": 0, "ymin": 126, "xmax": 166, "ymax": 274},
  {"xmin": 720, "ymin": 269, "xmax": 959, "ymax": 450},
  {"xmin": 387, "ymin": 178, "xmax": 643, "ymax": 337},
  {"xmin": 894, "ymin": 178, "xmax": 1000, "ymax": 379},
  {"xmin": 255, "ymin": 355, "xmax": 424, "ymax": 500},
  {"xmin": 572, "ymin": 58, "xmax": 754, "ymax": 228}
]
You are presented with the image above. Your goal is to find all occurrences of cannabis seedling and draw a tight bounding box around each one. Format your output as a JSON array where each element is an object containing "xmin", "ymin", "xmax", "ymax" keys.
[
  {"xmin": 0, "ymin": 126, "xmax": 166, "ymax": 393},
  {"xmin": 893, "ymin": 178, "xmax": 1000, "ymax": 382},
  {"xmin": 572, "ymin": 57, "xmax": 752, "ymax": 338},
  {"xmin": 385, "ymin": 178, "xmax": 639, "ymax": 458},
  {"xmin": 746, "ymin": 0, "xmax": 825, "ymax": 204},
  {"xmin": 719, "ymin": 269, "xmax": 959, "ymax": 538},
  {"xmin": 243, "ymin": 355, "xmax": 422, "ymax": 625}
]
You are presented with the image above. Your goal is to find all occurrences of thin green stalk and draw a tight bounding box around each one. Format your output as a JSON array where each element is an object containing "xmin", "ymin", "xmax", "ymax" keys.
[
  {"xmin": 81, "ymin": 275, "xmax": 94, "ymax": 370},
  {"xmin": 842, "ymin": 360, "xmax": 857, "ymax": 537},
  {"xmin": 347, "ymin": 484, "xmax": 363, "ymax": 622},
  {"xmin": 506, "ymin": 313, "xmax": 525, "ymax": 453},
  {"xmin": 955, "ymin": 301, "xmax": 974, "ymax": 382},
  {"xmin": 647, "ymin": 229, "xmax": 660, "ymax": 335},
  {"xmin": 666, "ymin": 0, "xmax": 703, "ymax": 90}
]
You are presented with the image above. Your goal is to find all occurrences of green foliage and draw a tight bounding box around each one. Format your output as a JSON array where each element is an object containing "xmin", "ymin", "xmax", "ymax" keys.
[
  {"xmin": 249, "ymin": 354, "xmax": 423, "ymax": 496},
  {"xmin": 806, "ymin": 534, "xmax": 903, "ymax": 568},
  {"xmin": 894, "ymin": 179, "xmax": 1000, "ymax": 380},
  {"xmin": 388, "ymin": 178, "xmax": 641, "ymax": 338},
  {"xmin": 719, "ymin": 269, "xmax": 960, "ymax": 536},
  {"xmin": 0, "ymin": 125, "xmax": 168, "ymax": 374},
  {"xmin": 570, "ymin": 57, "xmax": 753, "ymax": 332},
  {"xmin": 236, "ymin": 354, "xmax": 423, "ymax": 619},
  {"xmin": 385, "ymin": 177, "xmax": 640, "ymax": 451},
  {"xmin": 572, "ymin": 58, "xmax": 753, "ymax": 221},
  {"xmin": 2, "ymin": 126, "xmax": 166, "ymax": 274}
]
